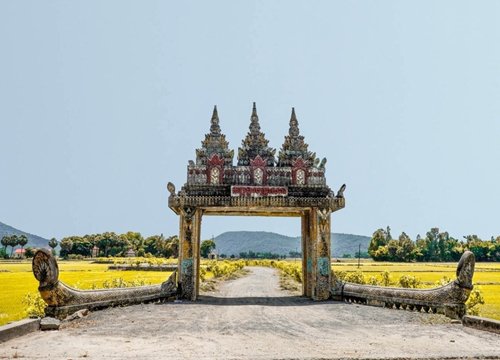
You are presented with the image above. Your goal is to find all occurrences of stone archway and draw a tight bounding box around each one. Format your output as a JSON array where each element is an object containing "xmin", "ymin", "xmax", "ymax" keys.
[
  {"xmin": 29, "ymin": 103, "xmax": 475, "ymax": 321},
  {"xmin": 171, "ymin": 205, "xmax": 338, "ymax": 301},
  {"xmin": 168, "ymin": 103, "xmax": 345, "ymax": 301}
]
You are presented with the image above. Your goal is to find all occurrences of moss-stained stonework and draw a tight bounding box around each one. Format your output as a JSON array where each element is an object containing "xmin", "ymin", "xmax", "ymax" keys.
[
  {"xmin": 29, "ymin": 104, "xmax": 474, "ymax": 320},
  {"xmin": 29, "ymin": 104, "xmax": 474, "ymax": 319},
  {"xmin": 169, "ymin": 104, "xmax": 345, "ymax": 300},
  {"xmin": 31, "ymin": 249, "xmax": 177, "ymax": 319}
]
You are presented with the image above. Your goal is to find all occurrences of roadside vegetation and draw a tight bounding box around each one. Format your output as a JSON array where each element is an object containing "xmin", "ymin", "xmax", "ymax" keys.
[
  {"xmin": 1, "ymin": 227, "xmax": 498, "ymax": 326},
  {"xmin": 271, "ymin": 259, "xmax": 499, "ymax": 320},
  {"xmin": 368, "ymin": 226, "xmax": 500, "ymax": 262},
  {"xmin": 0, "ymin": 258, "xmax": 249, "ymax": 326}
]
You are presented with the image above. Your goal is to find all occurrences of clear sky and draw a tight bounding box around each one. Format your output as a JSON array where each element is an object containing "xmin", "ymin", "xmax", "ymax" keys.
[{"xmin": 1, "ymin": 1, "xmax": 499, "ymax": 242}]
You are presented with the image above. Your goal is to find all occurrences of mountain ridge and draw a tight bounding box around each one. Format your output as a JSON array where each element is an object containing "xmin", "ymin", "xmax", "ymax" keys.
[
  {"xmin": 0, "ymin": 222, "xmax": 371, "ymax": 257},
  {"xmin": 214, "ymin": 230, "xmax": 370, "ymax": 258},
  {"xmin": 0, "ymin": 221, "xmax": 50, "ymax": 249}
]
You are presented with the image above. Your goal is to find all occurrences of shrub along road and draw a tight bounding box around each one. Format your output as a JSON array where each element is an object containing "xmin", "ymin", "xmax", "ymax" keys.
[{"xmin": 2, "ymin": 267, "xmax": 499, "ymax": 359}]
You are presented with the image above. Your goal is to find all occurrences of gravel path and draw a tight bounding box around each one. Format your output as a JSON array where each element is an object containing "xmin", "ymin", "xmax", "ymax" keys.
[{"xmin": 1, "ymin": 267, "xmax": 499, "ymax": 359}]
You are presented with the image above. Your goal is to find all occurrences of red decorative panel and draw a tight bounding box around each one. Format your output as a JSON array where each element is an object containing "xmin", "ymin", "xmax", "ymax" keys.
[
  {"xmin": 250, "ymin": 155, "xmax": 267, "ymax": 168},
  {"xmin": 207, "ymin": 154, "xmax": 224, "ymax": 184},
  {"xmin": 231, "ymin": 186, "xmax": 288, "ymax": 197},
  {"xmin": 250, "ymin": 155, "xmax": 268, "ymax": 185},
  {"xmin": 291, "ymin": 157, "xmax": 308, "ymax": 185},
  {"xmin": 207, "ymin": 154, "xmax": 225, "ymax": 166}
]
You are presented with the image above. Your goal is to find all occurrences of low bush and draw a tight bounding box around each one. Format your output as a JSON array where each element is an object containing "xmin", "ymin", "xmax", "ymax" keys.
[
  {"xmin": 22, "ymin": 293, "xmax": 46, "ymax": 318},
  {"xmin": 205, "ymin": 260, "xmax": 245, "ymax": 278},
  {"xmin": 398, "ymin": 274, "xmax": 421, "ymax": 288}
]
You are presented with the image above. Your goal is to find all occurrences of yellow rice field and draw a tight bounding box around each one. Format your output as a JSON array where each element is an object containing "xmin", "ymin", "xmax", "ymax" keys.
[
  {"xmin": 0, "ymin": 261, "xmax": 172, "ymax": 326},
  {"xmin": 0, "ymin": 260, "xmax": 498, "ymax": 326},
  {"xmin": 331, "ymin": 261, "xmax": 500, "ymax": 320}
]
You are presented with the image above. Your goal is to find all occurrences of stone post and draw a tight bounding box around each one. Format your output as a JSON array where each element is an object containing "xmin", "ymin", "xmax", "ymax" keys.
[
  {"xmin": 301, "ymin": 210, "xmax": 313, "ymax": 297},
  {"xmin": 310, "ymin": 208, "xmax": 332, "ymax": 300},
  {"xmin": 178, "ymin": 206, "xmax": 202, "ymax": 300}
]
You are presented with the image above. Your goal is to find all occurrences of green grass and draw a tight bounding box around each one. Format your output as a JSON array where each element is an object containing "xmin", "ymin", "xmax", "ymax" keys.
[{"xmin": 0, "ymin": 261, "xmax": 172, "ymax": 326}]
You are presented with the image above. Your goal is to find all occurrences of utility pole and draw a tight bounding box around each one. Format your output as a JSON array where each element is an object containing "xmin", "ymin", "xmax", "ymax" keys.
[{"xmin": 357, "ymin": 243, "xmax": 361, "ymax": 269}]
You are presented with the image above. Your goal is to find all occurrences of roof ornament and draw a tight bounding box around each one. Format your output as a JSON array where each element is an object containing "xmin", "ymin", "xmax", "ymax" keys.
[
  {"xmin": 193, "ymin": 105, "xmax": 233, "ymax": 166},
  {"xmin": 210, "ymin": 105, "xmax": 221, "ymax": 135},
  {"xmin": 237, "ymin": 102, "xmax": 276, "ymax": 166},
  {"xmin": 278, "ymin": 107, "xmax": 317, "ymax": 167}
]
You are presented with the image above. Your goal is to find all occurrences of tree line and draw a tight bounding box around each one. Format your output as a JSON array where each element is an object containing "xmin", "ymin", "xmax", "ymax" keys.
[
  {"xmin": 58, "ymin": 232, "xmax": 179, "ymax": 258},
  {"xmin": 1, "ymin": 234, "xmax": 61, "ymax": 259},
  {"xmin": 368, "ymin": 226, "xmax": 500, "ymax": 262},
  {"xmin": 1, "ymin": 234, "xmax": 29, "ymax": 258}
]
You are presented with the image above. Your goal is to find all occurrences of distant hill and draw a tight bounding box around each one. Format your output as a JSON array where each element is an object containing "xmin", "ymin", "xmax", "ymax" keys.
[
  {"xmin": 0, "ymin": 221, "xmax": 50, "ymax": 249},
  {"xmin": 214, "ymin": 231, "xmax": 371, "ymax": 258}
]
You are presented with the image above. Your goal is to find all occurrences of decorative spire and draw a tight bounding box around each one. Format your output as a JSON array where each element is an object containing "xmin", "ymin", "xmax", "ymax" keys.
[
  {"xmin": 278, "ymin": 107, "xmax": 317, "ymax": 167},
  {"xmin": 210, "ymin": 105, "xmax": 221, "ymax": 135},
  {"xmin": 289, "ymin": 107, "xmax": 299, "ymax": 137},
  {"xmin": 237, "ymin": 102, "xmax": 276, "ymax": 166},
  {"xmin": 249, "ymin": 102, "xmax": 261, "ymax": 135},
  {"xmin": 194, "ymin": 105, "xmax": 234, "ymax": 166}
]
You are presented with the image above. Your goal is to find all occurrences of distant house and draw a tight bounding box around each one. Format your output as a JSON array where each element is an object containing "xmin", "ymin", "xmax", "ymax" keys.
[
  {"xmin": 13, "ymin": 248, "xmax": 26, "ymax": 258},
  {"xmin": 91, "ymin": 246, "xmax": 99, "ymax": 258},
  {"xmin": 208, "ymin": 250, "xmax": 218, "ymax": 260},
  {"xmin": 126, "ymin": 249, "xmax": 136, "ymax": 257}
]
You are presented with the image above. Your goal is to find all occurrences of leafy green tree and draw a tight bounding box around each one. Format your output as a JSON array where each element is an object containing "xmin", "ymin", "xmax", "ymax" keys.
[
  {"xmin": 464, "ymin": 235, "xmax": 491, "ymax": 261},
  {"xmin": 165, "ymin": 236, "xmax": 179, "ymax": 258},
  {"xmin": 18, "ymin": 235, "xmax": 28, "ymax": 257},
  {"xmin": 373, "ymin": 245, "xmax": 389, "ymax": 261},
  {"xmin": 121, "ymin": 231, "xmax": 144, "ymax": 254},
  {"xmin": 9, "ymin": 234, "xmax": 19, "ymax": 258},
  {"xmin": 425, "ymin": 228, "xmax": 440, "ymax": 261},
  {"xmin": 386, "ymin": 226, "xmax": 392, "ymax": 241},
  {"xmin": 368, "ymin": 228, "xmax": 390, "ymax": 260},
  {"xmin": 396, "ymin": 232, "xmax": 416, "ymax": 262},
  {"xmin": 1, "ymin": 235, "xmax": 9, "ymax": 253},
  {"xmin": 200, "ymin": 239, "xmax": 216, "ymax": 258},
  {"xmin": 144, "ymin": 235, "xmax": 164, "ymax": 256},
  {"xmin": 60, "ymin": 238, "xmax": 74, "ymax": 258},
  {"xmin": 143, "ymin": 234, "xmax": 178, "ymax": 257},
  {"xmin": 48, "ymin": 238, "xmax": 58, "ymax": 250},
  {"xmin": 386, "ymin": 239, "xmax": 399, "ymax": 260},
  {"xmin": 24, "ymin": 247, "xmax": 35, "ymax": 258},
  {"xmin": 97, "ymin": 232, "xmax": 121, "ymax": 257}
]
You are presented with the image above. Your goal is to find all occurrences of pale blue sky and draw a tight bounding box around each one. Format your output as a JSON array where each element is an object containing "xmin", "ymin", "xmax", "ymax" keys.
[{"xmin": 1, "ymin": 1, "xmax": 499, "ymax": 241}]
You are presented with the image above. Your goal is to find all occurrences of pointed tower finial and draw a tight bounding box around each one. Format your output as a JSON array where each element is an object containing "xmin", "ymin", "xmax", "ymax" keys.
[
  {"xmin": 210, "ymin": 105, "xmax": 221, "ymax": 135},
  {"xmin": 289, "ymin": 107, "xmax": 299, "ymax": 137},
  {"xmin": 237, "ymin": 102, "xmax": 275, "ymax": 166},
  {"xmin": 278, "ymin": 107, "xmax": 315, "ymax": 167},
  {"xmin": 194, "ymin": 105, "xmax": 233, "ymax": 167},
  {"xmin": 249, "ymin": 102, "xmax": 260, "ymax": 134}
]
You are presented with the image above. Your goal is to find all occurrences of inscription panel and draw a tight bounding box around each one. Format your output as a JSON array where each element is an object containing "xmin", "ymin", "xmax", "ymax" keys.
[{"xmin": 231, "ymin": 186, "xmax": 288, "ymax": 197}]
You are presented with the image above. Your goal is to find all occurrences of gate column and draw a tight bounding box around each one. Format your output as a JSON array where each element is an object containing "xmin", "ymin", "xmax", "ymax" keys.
[
  {"xmin": 310, "ymin": 207, "xmax": 332, "ymax": 300},
  {"xmin": 301, "ymin": 210, "xmax": 313, "ymax": 297},
  {"xmin": 178, "ymin": 206, "xmax": 202, "ymax": 300}
]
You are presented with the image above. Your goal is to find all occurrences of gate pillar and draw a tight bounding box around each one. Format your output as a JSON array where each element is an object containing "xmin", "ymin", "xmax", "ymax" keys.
[
  {"xmin": 178, "ymin": 206, "xmax": 202, "ymax": 300},
  {"xmin": 309, "ymin": 208, "xmax": 332, "ymax": 300},
  {"xmin": 301, "ymin": 211, "xmax": 313, "ymax": 297}
]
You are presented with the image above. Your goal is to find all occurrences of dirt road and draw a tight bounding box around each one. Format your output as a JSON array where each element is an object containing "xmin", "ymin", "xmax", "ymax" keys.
[{"xmin": 2, "ymin": 267, "xmax": 499, "ymax": 359}]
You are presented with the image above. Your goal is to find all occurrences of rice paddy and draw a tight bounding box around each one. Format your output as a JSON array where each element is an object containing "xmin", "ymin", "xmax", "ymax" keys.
[
  {"xmin": 0, "ymin": 259, "xmax": 498, "ymax": 326},
  {"xmin": 0, "ymin": 261, "xmax": 172, "ymax": 326}
]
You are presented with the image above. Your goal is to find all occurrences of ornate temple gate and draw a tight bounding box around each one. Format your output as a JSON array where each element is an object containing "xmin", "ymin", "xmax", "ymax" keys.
[
  {"xmin": 30, "ymin": 103, "xmax": 476, "ymax": 320},
  {"xmin": 168, "ymin": 103, "xmax": 345, "ymax": 301}
]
